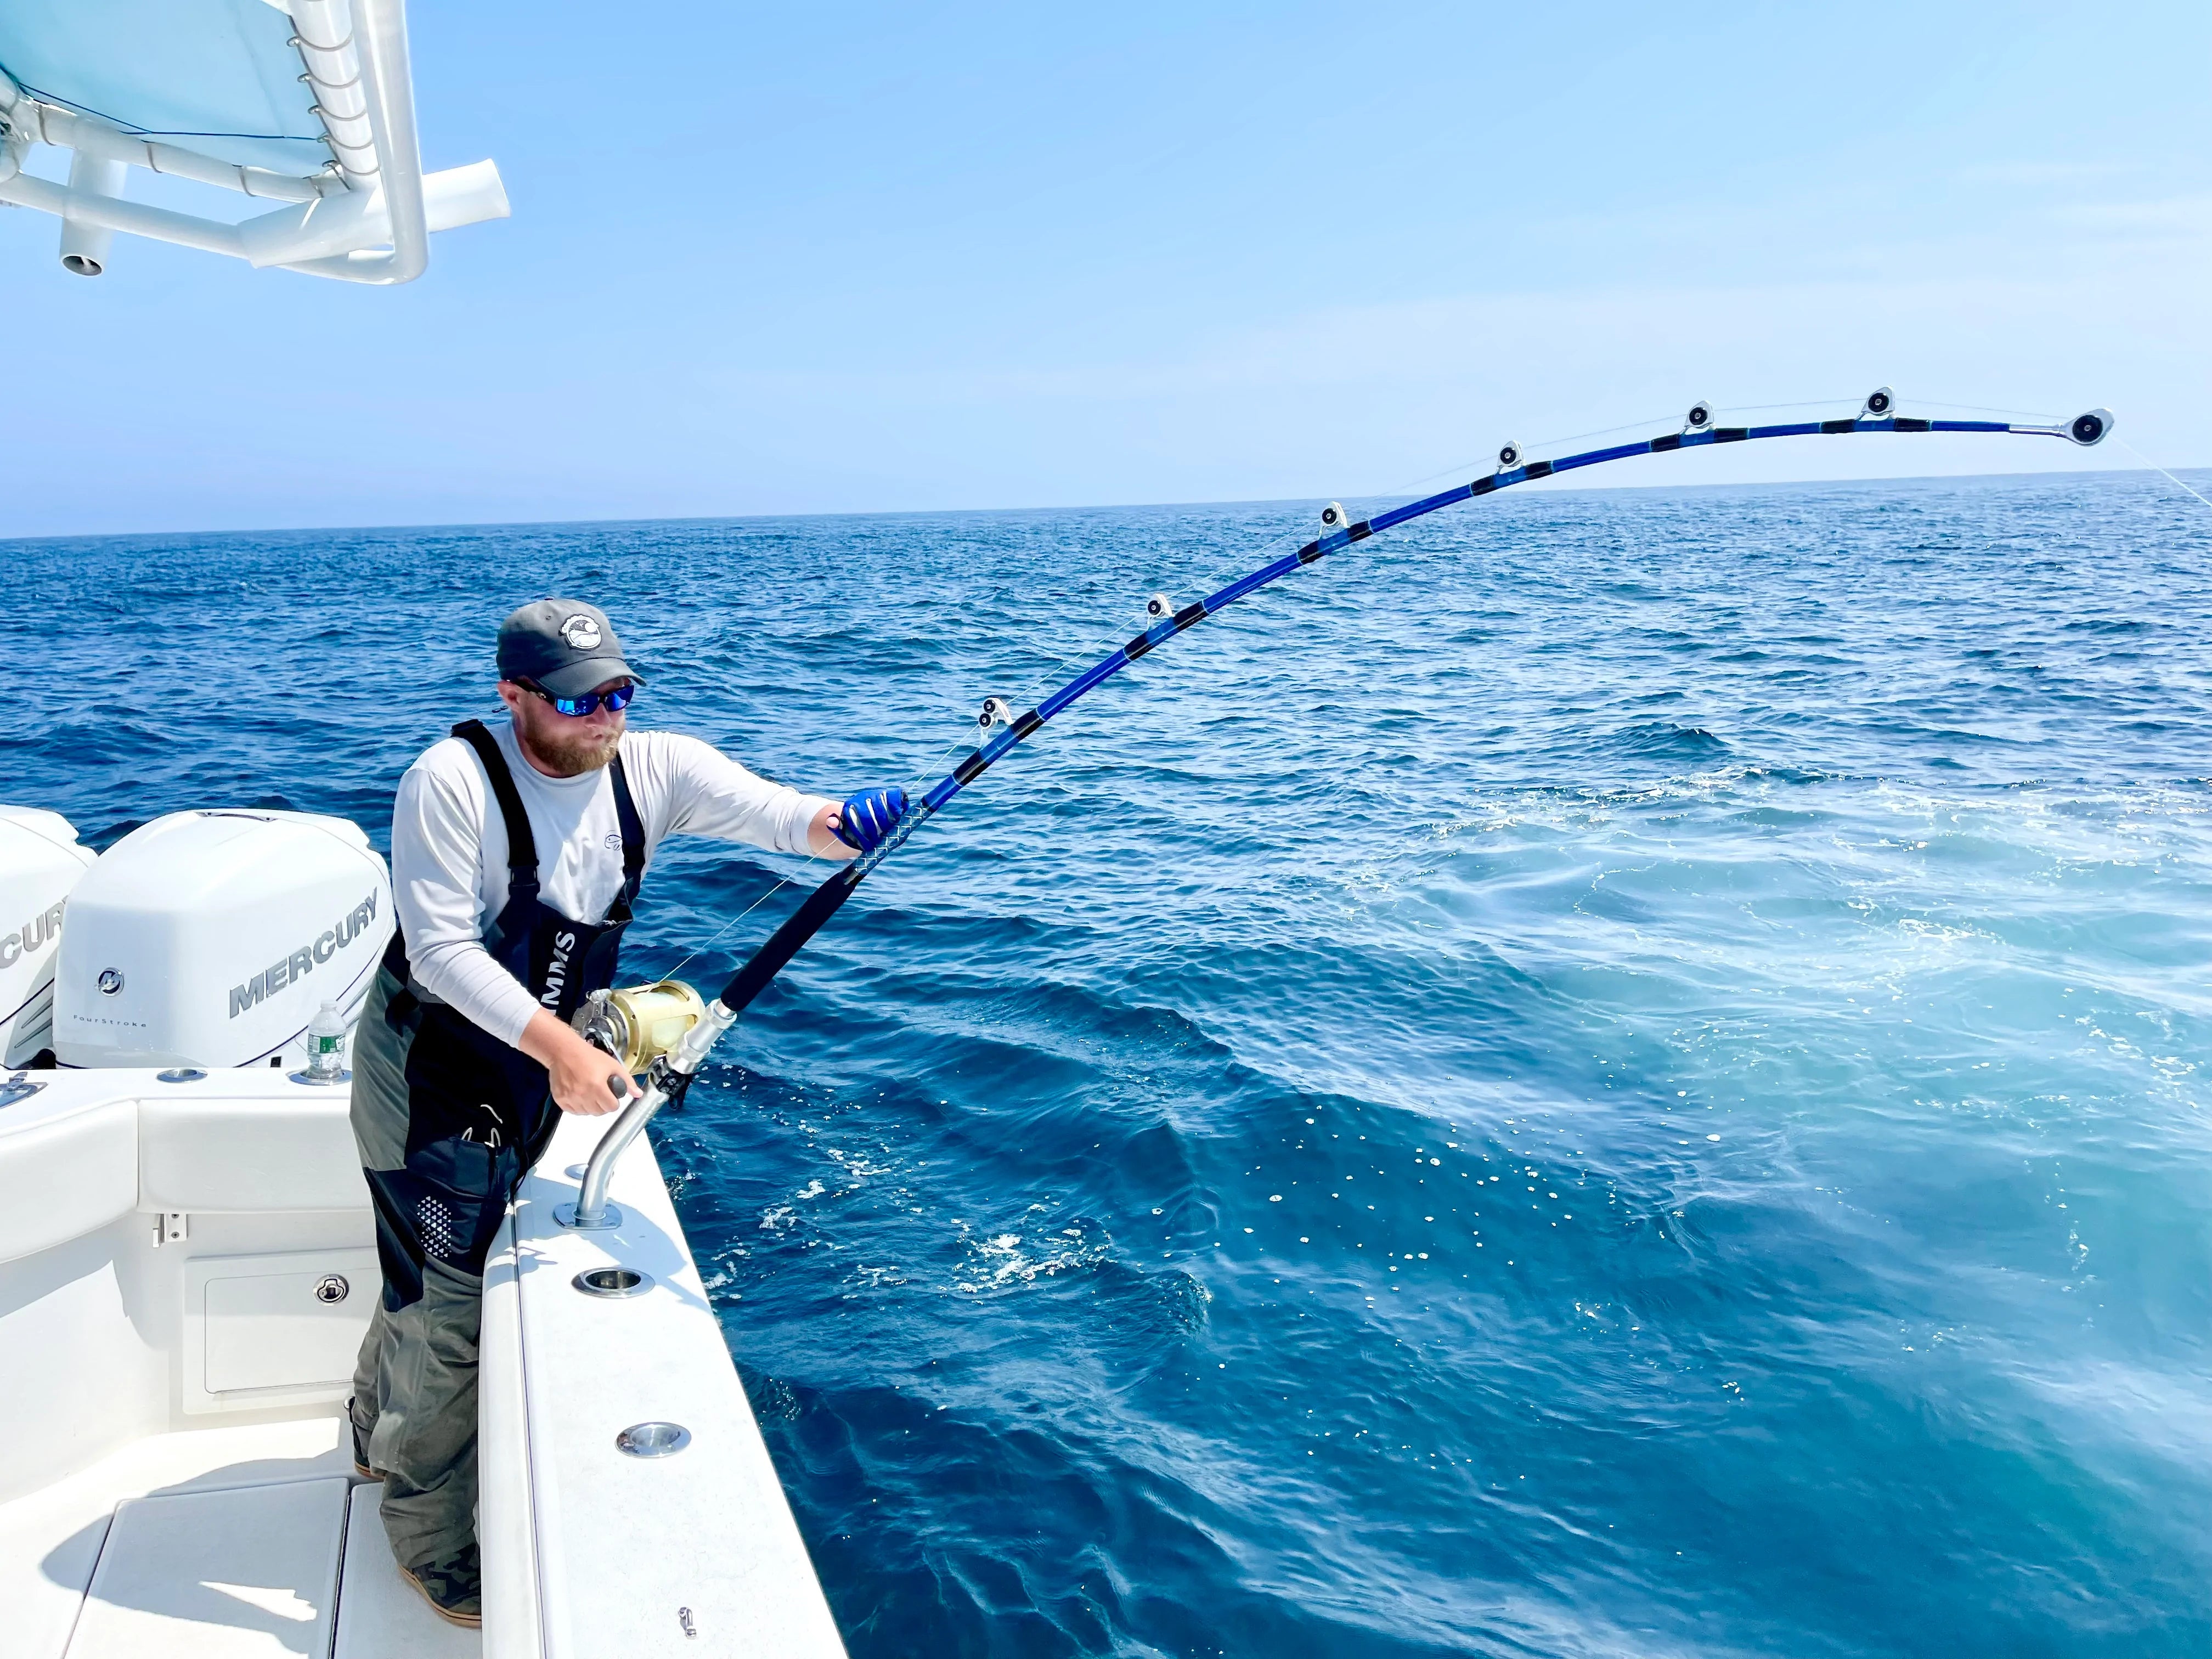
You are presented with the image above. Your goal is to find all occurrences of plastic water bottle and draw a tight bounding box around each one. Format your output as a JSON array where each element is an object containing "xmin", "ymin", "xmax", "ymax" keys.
[{"xmin": 303, "ymin": 1001, "xmax": 349, "ymax": 1082}]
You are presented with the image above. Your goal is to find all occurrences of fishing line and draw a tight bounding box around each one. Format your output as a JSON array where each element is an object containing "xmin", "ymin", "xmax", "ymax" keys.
[
  {"xmin": 656, "ymin": 863, "xmax": 820, "ymax": 987},
  {"xmin": 1394, "ymin": 398, "xmax": 1892, "ymax": 502},
  {"xmin": 914, "ymin": 400, "xmax": 1712, "ymax": 766},
  {"xmin": 907, "ymin": 517, "xmax": 1322, "ymax": 776},
  {"xmin": 2114, "ymin": 436, "xmax": 2212, "ymax": 516},
  {"xmin": 658, "ymin": 580, "xmax": 1212, "ymax": 987},
  {"xmin": 672, "ymin": 390, "xmax": 2114, "ymax": 977},
  {"xmin": 1716, "ymin": 397, "xmax": 1859, "ymax": 414},
  {"xmin": 979, "ymin": 407, "xmax": 1621, "ymax": 736},
  {"xmin": 663, "ymin": 395, "xmax": 2118, "ymax": 996},
  {"xmin": 1404, "ymin": 415, "xmax": 1669, "ymax": 494},
  {"xmin": 963, "ymin": 396, "xmax": 1699, "ymax": 741},
  {"xmin": 655, "ymin": 583, "xmax": 1218, "ymax": 988},
  {"xmin": 1909, "ymin": 398, "xmax": 2066, "ymax": 422},
  {"xmin": 800, "ymin": 392, "xmax": 2120, "ymax": 916},
  {"xmin": 656, "ymin": 580, "xmax": 1222, "ymax": 987},
  {"xmin": 561, "ymin": 385, "xmax": 2123, "ymax": 1231},
  {"xmin": 656, "ymin": 517, "xmax": 1364, "ymax": 988}
]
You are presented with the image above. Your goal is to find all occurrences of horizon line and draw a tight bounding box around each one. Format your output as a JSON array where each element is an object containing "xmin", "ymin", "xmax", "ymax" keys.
[{"xmin": 2, "ymin": 461, "xmax": 2200, "ymax": 548}]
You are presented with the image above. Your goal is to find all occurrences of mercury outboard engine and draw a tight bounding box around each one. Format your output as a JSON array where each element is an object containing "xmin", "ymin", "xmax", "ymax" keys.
[
  {"xmin": 0, "ymin": 807, "xmax": 98, "ymax": 1066},
  {"xmin": 54, "ymin": 810, "xmax": 393, "ymax": 1069}
]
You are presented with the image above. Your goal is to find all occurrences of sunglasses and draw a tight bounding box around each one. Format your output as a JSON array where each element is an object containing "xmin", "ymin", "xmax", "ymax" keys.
[{"xmin": 520, "ymin": 679, "xmax": 636, "ymax": 718}]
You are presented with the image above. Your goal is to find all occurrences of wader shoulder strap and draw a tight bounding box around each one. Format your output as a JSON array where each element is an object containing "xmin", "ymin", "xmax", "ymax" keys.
[
  {"xmin": 451, "ymin": 719, "xmax": 539, "ymax": 881},
  {"xmin": 607, "ymin": 752, "xmax": 646, "ymax": 917},
  {"xmin": 385, "ymin": 718, "xmax": 539, "ymax": 991}
]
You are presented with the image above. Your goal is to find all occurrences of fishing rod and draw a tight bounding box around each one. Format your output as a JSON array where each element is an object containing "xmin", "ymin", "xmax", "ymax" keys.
[{"xmin": 556, "ymin": 387, "xmax": 2113, "ymax": 1228}]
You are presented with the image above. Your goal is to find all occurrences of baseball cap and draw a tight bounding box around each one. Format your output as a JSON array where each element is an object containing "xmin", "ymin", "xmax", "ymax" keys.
[{"xmin": 496, "ymin": 600, "xmax": 646, "ymax": 698}]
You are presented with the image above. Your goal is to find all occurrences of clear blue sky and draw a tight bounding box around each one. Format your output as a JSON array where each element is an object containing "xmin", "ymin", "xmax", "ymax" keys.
[{"xmin": 1, "ymin": 1, "xmax": 2204, "ymax": 535}]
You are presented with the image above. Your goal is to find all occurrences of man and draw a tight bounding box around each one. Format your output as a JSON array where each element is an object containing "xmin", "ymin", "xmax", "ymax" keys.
[{"xmin": 347, "ymin": 599, "xmax": 904, "ymax": 1627}]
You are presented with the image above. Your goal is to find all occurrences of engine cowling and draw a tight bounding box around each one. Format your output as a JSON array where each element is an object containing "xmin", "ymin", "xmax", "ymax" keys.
[
  {"xmin": 54, "ymin": 810, "xmax": 393, "ymax": 1070},
  {"xmin": 0, "ymin": 807, "xmax": 97, "ymax": 1066}
]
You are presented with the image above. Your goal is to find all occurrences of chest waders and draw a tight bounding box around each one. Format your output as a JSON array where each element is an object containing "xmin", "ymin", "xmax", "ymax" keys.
[{"xmin": 347, "ymin": 718, "xmax": 644, "ymax": 1578}]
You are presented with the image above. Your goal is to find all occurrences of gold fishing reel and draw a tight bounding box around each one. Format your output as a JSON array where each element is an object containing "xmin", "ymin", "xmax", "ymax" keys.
[{"xmin": 573, "ymin": 980, "xmax": 708, "ymax": 1074}]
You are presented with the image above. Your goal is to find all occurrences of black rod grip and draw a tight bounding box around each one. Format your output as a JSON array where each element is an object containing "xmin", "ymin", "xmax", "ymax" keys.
[{"xmin": 716, "ymin": 865, "xmax": 867, "ymax": 1014}]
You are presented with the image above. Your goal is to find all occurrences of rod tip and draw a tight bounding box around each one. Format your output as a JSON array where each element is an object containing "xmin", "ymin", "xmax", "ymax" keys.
[{"xmin": 2068, "ymin": 408, "xmax": 2114, "ymax": 446}]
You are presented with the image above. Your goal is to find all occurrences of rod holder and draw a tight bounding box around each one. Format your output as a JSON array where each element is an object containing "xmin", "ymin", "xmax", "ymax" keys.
[
  {"xmin": 563, "ymin": 997, "xmax": 737, "ymax": 1229},
  {"xmin": 59, "ymin": 151, "xmax": 125, "ymax": 274}
]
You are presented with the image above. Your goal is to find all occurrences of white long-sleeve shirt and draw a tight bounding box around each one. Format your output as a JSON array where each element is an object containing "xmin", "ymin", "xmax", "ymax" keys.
[{"xmin": 390, "ymin": 719, "xmax": 835, "ymax": 1045}]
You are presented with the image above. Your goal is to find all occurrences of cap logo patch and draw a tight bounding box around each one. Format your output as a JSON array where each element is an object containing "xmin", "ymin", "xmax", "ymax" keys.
[{"xmin": 558, "ymin": 614, "xmax": 602, "ymax": 651}]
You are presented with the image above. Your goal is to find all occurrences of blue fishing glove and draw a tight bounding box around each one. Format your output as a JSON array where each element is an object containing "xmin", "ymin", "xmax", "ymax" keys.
[{"xmin": 834, "ymin": 786, "xmax": 907, "ymax": 853}]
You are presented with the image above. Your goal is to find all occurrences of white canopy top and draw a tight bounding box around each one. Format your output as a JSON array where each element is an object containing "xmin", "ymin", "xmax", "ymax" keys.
[
  {"xmin": 1, "ymin": 0, "xmax": 332, "ymax": 173},
  {"xmin": 0, "ymin": 0, "xmax": 505, "ymax": 281}
]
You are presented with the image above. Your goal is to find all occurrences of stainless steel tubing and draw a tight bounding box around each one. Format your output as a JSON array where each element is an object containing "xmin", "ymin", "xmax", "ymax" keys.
[
  {"xmin": 565, "ymin": 998, "xmax": 737, "ymax": 1229},
  {"xmin": 568, "ymin": 1080, "xmax": 664, "ymax": 1228}
]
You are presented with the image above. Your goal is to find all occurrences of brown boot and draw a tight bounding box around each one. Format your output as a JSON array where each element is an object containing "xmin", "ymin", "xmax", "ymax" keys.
[{"xmin": 398, "ymin": 1547, "xmax": 482, "ymax": 1628}]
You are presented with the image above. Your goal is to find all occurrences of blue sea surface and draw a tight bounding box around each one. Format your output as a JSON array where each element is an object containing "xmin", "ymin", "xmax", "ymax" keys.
[{"xmin": 10, "ymin": 468, "xmax": 2212, "ymax": 1657}]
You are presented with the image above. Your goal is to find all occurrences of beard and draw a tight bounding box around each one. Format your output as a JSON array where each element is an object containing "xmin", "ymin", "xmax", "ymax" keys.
[{"xmin": 524, "ymin": 714, "xmax": 624, "ymax": 777}]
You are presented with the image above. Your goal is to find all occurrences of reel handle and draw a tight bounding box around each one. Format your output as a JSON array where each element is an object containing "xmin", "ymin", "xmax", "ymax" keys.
[{"xmin": 575, "ymin": 1015, "xmax": 637, "ymax": 1103}]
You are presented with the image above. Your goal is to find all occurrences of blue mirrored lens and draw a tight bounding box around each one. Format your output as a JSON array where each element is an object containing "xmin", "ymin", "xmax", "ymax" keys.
[{"xmin": 537, "ymin": 680, "xmax": 634, "ymax": 717}]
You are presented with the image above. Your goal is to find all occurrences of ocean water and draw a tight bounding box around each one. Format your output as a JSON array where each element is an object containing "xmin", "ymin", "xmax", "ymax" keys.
[{"xmin": 10, "ymin": 467, "xmax": 2212, "ymax": 1657}]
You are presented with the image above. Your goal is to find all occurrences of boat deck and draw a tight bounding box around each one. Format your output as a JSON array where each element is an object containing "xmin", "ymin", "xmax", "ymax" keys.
[{"xmin": 0, "ymin": 1414, "xmax": 476, "ymax": 1658}]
